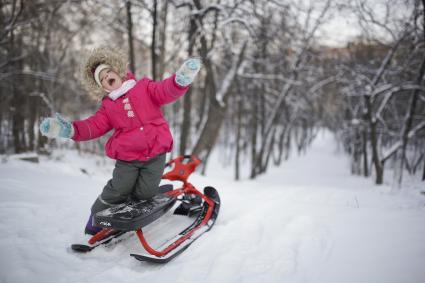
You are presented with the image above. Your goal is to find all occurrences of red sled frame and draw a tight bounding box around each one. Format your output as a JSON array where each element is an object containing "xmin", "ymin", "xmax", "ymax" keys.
[{"xmin": 88, "ymin": 155, "xmax": 217, "ymax": 259}]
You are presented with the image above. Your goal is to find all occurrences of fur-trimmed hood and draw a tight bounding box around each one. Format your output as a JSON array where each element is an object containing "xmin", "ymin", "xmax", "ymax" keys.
[{"xmin": 82, "ymin": 46, "xmax": 128, "ymax": 101}]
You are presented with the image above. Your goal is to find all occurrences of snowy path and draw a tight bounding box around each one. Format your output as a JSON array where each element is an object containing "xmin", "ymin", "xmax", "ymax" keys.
[{"xmin": 1, "ymin": 132, "xmax": 424, "ymax": 283}]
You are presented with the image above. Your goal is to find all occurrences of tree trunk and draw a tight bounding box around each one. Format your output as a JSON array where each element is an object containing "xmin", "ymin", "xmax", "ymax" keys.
[
  {"xmin": 10, "ymin": 28, "xmax": 27, "ymax": 153},
  {"xmin": 195, "ymin": 73, "xmax": 210, "ymax": 131},
  {"xmin": 367, "ymin": 99, "xmax": 384, "ymax": 184},
  {"xmin": 235, "ymin": 88, "xmax": 242, "ymax": 180},
  {"xmin": 151, "ymin": 0, "xmax": 158, "ymax": 80},
  {"xmin": 362, "ymin": 126, "xmax": 369, "ymax": 177},
  {"xmin": 250, "ymin": 91, "xmax": 259, "ymax": 179},
  {"xmin": 192, "ymin": 99, "xmax": 226, "ymax": 160},
  {"xmin": 190, "ymin": 0, "xmax": 247, "ymax": 162},
  {"xmin": 126, "ymin": 0, "xmax": 136, "ymax": 74},
  {"xmin": 361, "ymin": 29, "xmax": 405, "ymax": 184},
  {"xmin": 27, "ymin": 95, "xmax": 37, "ymax": 151},
  {"xmin": 422, "ymin": 157, "xmax": 425, "ymax": 181},
  {"xmin": 157, "ymin": 0, "xmax": 168, "ymax": 79},
  {"xmin": 396, "ymin": 54, "xmax": 425, "ymax": 186},
  {"xmin": 363, "ymin": 89, "xmax": 384, "ymax": 184},
  {"xmin": 260, "ymin": 128, "xmax": 276, "ymax": 174},
  {"xmin": 179, "ymin": 8, "xmax": 197, "ymax": 155},
  {"xmin": 274, "ymin": 127, "xmax": 287, "ymax": 166}
]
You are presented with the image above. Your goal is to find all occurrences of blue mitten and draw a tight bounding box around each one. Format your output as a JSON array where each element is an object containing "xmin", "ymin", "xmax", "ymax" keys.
[
  {"xmin": 175, "ymin": 58, "xmax": 202, "ymax": 87},
  {"xmin": 40, "ymin": 113, "xmax": 74, "ymax": 139}
]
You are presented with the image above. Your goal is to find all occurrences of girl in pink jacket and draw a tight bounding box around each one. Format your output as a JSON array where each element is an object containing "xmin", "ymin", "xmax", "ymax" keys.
[{"xmin": 40, "ymin": 46, "xmax": 201, "ymax": 235}]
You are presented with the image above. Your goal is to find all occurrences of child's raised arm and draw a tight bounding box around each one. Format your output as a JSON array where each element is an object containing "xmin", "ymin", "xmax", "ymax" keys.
[
  {"xmin": 146, "ymin": 58, "xmax": 202, "ymax": 106},
  {"xmin": 40, "ymin": 105, "xmax": 112, "ymax": 141},
  {"xmin": 71, "ymin": 104, "xmax": 112, "ymax": 141}
]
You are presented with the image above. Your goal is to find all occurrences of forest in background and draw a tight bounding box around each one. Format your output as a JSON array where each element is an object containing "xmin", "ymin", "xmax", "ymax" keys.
[{"xmin": 1, "ymin": 0, "xmax": 424, "ymax": 186}]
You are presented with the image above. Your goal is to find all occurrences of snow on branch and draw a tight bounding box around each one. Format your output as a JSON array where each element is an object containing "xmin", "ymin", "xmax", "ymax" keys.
[
  {"xmin": 0, "ymin": 70, "xmax": 57, "ymax": 81},
  {"xmin": 191, "ymin": 4, "xmax": 225, "ymax": 17},
  {"xmin": 408, "ymin": 120, "xmax": 425, "ymax": 139},
  {"xmin": 381, "ymin": 120, "xmax": 425, "ymax": 163},
  {"xmin": 307, "ymin": 75, "xmax": 341, "ymax": 95},
  {"xmin": 375, "ymin": 92, "xmax": 393, "ymax": 122},
  {"xmin": 216, "ymin": 40, "xmax": 248, "ymax": 107},
  {"xmin": 237, "ymin": 72, "xmax": 302, "ymax": 86},
  {"xmin": 172, "ymin": 1, "xmax": 193, "ymax": 9},
  {"xmin": 369, "ymin": 29, "xmax": 411, "ymax": 88},
  {"xmin": 29, "ymin": 92, "xmax": 55, "ymax": 114},
  {"xmin": 0, "ymin": 0, "xmax": 24, "ymax": 42},
  {"xmin": 219, "ymin": 17, "xmax": 254, "ymax": 37},
  {"xmin": 373, "ymin": 82, "xmax": 425, "ymax": 126},
  {"xmin": 342, "ymin": 82, "xmax": 425, "ymax": 98},
  {"xmin": 371, "ymin": 82, "xmax": 425, "ymax": 97}
]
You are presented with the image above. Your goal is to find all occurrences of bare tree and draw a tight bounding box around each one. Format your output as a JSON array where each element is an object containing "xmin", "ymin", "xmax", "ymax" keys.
[
  {"xmin": 333, "ymin": 0, "xmax": 425, "ymax": 185},
  {"xmin": 126, "ymin": 0, "xmax": 136, "ymax": 73}
]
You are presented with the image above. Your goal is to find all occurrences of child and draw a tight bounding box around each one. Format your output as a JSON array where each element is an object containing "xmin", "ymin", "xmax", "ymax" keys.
[{"xmin": 40, "ymin": 46, "xmax": 201, "ymax": 235}]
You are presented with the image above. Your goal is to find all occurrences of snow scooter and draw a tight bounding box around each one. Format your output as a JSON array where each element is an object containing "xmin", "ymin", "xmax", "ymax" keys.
[{"xmin": 71, "ymin": 155, "xmax": 220, "ymax": 263}]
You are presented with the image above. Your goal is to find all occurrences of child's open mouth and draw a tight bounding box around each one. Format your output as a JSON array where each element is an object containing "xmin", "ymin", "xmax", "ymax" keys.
[{"xmin": 108, "ymin": 78, "xmax": 115, "ymax": 86}]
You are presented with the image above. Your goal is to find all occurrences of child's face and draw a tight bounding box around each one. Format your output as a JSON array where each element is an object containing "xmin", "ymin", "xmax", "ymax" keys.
[{"xmin": 99, "ymin": 68, "xmax": 123, "ymax": 92}]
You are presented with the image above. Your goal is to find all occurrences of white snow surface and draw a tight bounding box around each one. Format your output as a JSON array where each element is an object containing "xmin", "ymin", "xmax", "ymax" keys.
[{"xmin": 1, "ymin": 132, "xmax": 425, "ymax": 283}]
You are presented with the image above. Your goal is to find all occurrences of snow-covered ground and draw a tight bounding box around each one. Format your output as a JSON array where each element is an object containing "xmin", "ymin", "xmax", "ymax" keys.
[{"xmin": 1, "ymin": 132, "xmax": 424, "ymax": 283}]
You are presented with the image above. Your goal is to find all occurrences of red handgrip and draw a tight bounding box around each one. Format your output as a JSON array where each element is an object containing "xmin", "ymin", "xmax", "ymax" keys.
[{"xmin": 162, "ymin": 155, "xmax": 201, "ymax": 183}]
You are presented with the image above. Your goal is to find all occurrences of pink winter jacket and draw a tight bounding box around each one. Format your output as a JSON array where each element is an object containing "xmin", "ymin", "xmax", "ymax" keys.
[{"xmin": 72, "ymin": 73, "xmax": 189, "ymax": 161}]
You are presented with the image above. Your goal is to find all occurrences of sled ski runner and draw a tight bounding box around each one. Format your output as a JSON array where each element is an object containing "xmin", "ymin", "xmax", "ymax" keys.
[
  {"xmin": 131, "ymin": 186, "xmax": 220, "ymax": 263},
  {"xmin": 70, "ymin": 155, "xmax": 220, "ymax": 263},
  {"xmin": 71, "ymin": 230, "xmax": 129, "ymax": 252}
]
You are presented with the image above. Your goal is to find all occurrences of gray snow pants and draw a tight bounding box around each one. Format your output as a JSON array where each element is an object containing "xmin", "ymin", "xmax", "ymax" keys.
[{"xmin": 91, "ymin": 154, "xmax": 166, "ymax": 215}]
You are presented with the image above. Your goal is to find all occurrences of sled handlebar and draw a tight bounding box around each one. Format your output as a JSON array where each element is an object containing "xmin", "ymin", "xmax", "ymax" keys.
[{"xmin": 162, "ymin": 155, "xmax": 201, "ymax": 183}]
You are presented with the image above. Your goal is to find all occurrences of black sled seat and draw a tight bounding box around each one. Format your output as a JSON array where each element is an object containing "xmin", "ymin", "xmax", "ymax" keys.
[{"xmin": 93, "ymin": 185, "xmax": 177, "ymax": 231}]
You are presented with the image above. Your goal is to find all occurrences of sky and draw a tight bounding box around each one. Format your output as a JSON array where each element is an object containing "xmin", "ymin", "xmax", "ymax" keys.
[
  {"xmin": 317, "ymin": 12, "xmax": 360, "ymax": 46},
  {"xmin": 310, "ymin": 0, "xmax": 413, "ymax": 47}
]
